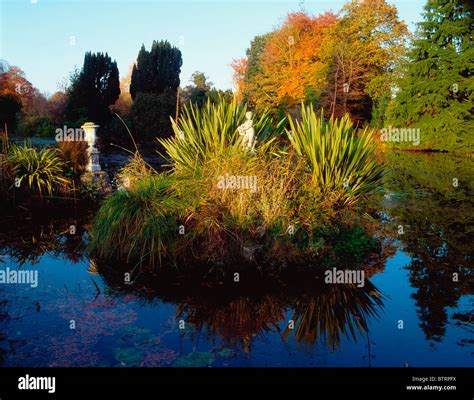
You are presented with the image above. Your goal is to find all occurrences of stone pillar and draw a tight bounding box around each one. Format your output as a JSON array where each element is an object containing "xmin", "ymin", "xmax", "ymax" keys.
[{"xmin": 81, "ymin": 122, "xmax": 101, "ymax": 172}]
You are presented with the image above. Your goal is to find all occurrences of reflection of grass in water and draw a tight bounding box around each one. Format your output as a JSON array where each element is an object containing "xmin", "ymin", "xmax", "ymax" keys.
[
  {"xmin": 284, "ymin": 282, "xmax": 383, "ymax": 351},
  {"xmin": 176, "ymin": 295, "xmax": 286, "ymax": 353},
  {"xmin": 120, "ymin": 271, "xmax": 385, "ymax": 354}
]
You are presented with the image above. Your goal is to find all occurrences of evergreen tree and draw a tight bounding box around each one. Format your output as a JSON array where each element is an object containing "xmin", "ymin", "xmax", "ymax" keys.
[
  {"xmin": 387, "ymin": 0, "xmax": 473, "ymax": 150},
  {"xmin": 130, "ymin": 40, "xmax": 182, "ymax": 100},
  {"xmin": 243, "ymin": 34, "xmax": 271, "ymax": 107},
  {"xmin": 0, "ymin": 93, "xmax": 22, "ymax": 132},
  {"xmin": 182, "ymin": 71, "xmax": 212, "ymax": 107},
  {"xmin": 66, "ymin": 52, "xmax": 120, "ymax": 126},
  {"xmin": 129, "ymin": 41, "xmax": 182, "ymax": 138}
]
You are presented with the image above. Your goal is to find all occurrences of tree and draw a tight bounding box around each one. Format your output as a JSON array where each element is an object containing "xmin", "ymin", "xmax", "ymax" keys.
[
  {"xmin": 130, "ymin": 40, "xmax": 182, "ymax": 100},
  {"xmin": 0, "ymin": 65, "xmax": 53, "ymax": 135},
  {"xmin": 386, "ymin": 0, "xmax": 473, "ymax": 150},
  {"xmin": 238, "ymin": 33, "xmax": 271, "ymax": 105},
  {"xmin": 0, "ymin": 93, "xmax": 22, "ymax": 132},
  {"xmin": 0, "ymin": 66, "xmax": 35, "ymax": 110},
  {"xmin": 128, "ymin": 91, "xmax": 175, "ymax": 139},
  {"xmin": 66, "ymin": 52, "xmax": 120, "ymax": 126},
  {"xmin": 321, "ymin": 0, "xmax": 409, "ymax": 125},
  {"xmin": 182, "ymin": 71, "xmax": 233, "ymax": 108},
  {"xmin": 231, "ymin": 57, "xmax": 247, "ymax": 102},
  {"xmin": 111, "ymin": 62, "xmax": 134, "ymax": 116},
  {"xmin": 233, "ymin": 12, "xmax": 337, "ymax": 114},
  {"xmin": 182, "ymin": 71, "xmax": 213, "ymax": 107},
  {"xmin": 128, "ymin": 41, "xmax": 182, "ymax": 137},
  {"xmin": 48, "ymin": 91, "xmax": 68, "ymax": 125},
  {"xmin": 208, "ymin": 88, "xmax": 234, "ymax": 104}
]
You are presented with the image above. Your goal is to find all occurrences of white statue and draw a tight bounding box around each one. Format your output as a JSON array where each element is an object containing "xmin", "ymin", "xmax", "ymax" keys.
[{"xmin": 238, "ymin": 111, "xmax": 256, "ymax": 152}]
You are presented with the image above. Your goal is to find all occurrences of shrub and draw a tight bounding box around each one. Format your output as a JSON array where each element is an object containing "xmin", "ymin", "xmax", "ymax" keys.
[
  {"xmin": 115, "ymin": 152, "xmax": 154, "ymax": 189},
  {"xmin": 18, "ymin": 115, "xmax": 56, "ymax": 137},
  {"xmin": 0, "ymin": 93, "xmax": 22, "ymax": 132}
]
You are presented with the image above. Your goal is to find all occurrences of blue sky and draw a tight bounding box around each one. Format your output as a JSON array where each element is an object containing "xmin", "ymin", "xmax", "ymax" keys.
[{"xmin": 0, "ymin": 0, "xmax": 425, "ymax": 96}]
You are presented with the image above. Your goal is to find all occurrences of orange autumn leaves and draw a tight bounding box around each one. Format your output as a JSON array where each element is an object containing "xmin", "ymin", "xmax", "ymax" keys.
[
  {"xmin": 235, "ymin": 12, "xmax": 337, "ymax": 111},
  {"xmin": 233, "ymin": 0, "xmax": 409, "ymax": 121}
]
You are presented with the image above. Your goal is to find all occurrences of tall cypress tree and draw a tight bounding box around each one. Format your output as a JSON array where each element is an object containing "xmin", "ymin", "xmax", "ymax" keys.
[
  {"xmin": 129, "ymin": 41, "xmax": 182, "ymax": 138},
  {"xmin": 387, "ymin": 0, "xmax": 473, "ymax": 150},
  {"xmin": 66, "ymin": 52, "xmax": 120, "ymax": 126},
  {"xmin": 130, "ymin": 40, "xmax": 182, "ymax": 100}
]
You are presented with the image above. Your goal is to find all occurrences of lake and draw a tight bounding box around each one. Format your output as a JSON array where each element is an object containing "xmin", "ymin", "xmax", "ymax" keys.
[{"xmin": 0, "ymin": 151, "xmax": 472, "ymax": 367}]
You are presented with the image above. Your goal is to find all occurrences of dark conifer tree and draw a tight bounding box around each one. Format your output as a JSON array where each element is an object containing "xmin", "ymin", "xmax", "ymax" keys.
[
  {"xmin": 387, "ymin": 0, "xmax": 473, "ymax": 150},
  {"xmin": 66, "ymin": 52, "xmax": 120, "ymax": 126}
]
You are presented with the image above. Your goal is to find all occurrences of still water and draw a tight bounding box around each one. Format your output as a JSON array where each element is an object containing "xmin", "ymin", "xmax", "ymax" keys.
[{"xmin": 0, "ymin": 152, "xmax": 472, "ymax": 367}]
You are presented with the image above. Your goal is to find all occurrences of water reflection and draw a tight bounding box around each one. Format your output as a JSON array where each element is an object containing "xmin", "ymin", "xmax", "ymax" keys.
[
  {"xmin": 95, "ymin": 264, "xmax": 384, "ymax": 354},
  {"xmin": 0, "ymin": 151, "xmax": 472, "ymax": 366},
  {"xmin": 0, "ymin": 207, "xmax": 91, "ymax": 266},
  {"xmin": 384, "ymin": 152, "xmax": 473, "ymax": 342}
]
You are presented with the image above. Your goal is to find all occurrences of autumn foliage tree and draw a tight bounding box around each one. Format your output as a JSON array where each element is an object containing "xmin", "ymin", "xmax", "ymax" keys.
[
  {"xmin": 234, "ymin": 0, "xmax": 409, "ymax": 124},
  {"xmin": 0, "ymin": 65, "xmax": 52, "ymax": 134},
  {"xmin": 321, "ymin": 0, "xmax": 409, "ymax": 125},
  {"xmin": 111, "ymin": 63, "xmax": 134, "ymax": 116},
  {"xmin": 0, "ymin": 66, "xmax": 38, "ymax": 118},
  {"xmin": 234, "ymin": 12, "xmax": 336, "ymax": 114}
]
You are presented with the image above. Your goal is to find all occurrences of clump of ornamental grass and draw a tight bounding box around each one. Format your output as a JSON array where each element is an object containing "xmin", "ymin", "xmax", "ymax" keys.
[
  {"xmin": 115, "ymin": 151, "xmax": 155, "ymax": 190},
  {"xmin": 57, "ymin": 141, "xmax": 88, "ymax": 176},
  {"xmin": 287, "ymin": 105, "xmax": 387, "ymax": 207},
  {"xmin": 177, "ymin": 148, "xmax": 344, "ymax": 264},
  {"xmin": 158, "ymin": 95, "xmax": 284, "ymax": 172},
  {"xmin": 90, "ymin": 173, "xmax": 190, "ymax": 267},
  {"xmin": 8, "ymin": 144, "xmax": 70, "ymax": 197}
]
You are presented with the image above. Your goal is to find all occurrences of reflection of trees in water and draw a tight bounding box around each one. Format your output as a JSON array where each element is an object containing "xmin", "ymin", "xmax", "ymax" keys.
[
  {"xmin": 0, "ymin": 203, "xmax": 390, "ymax": 356},
  {"xmin": 97, "ymin": 265, "xmax": 384, "ymax": 354},
  {"xmin": 176, "ymin": 295, "xmax": 286, "ymax": 353},
  {"xmin": 0, "ymin": 208, "xmax": 91, "ymax": 266},
  {"xmin": 384, "ymin": 152, "xmax": 473, "ymax": 342},
  {"xmin": 0, "ymin": 208, "xmax": 93, "ymax": 366}
]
